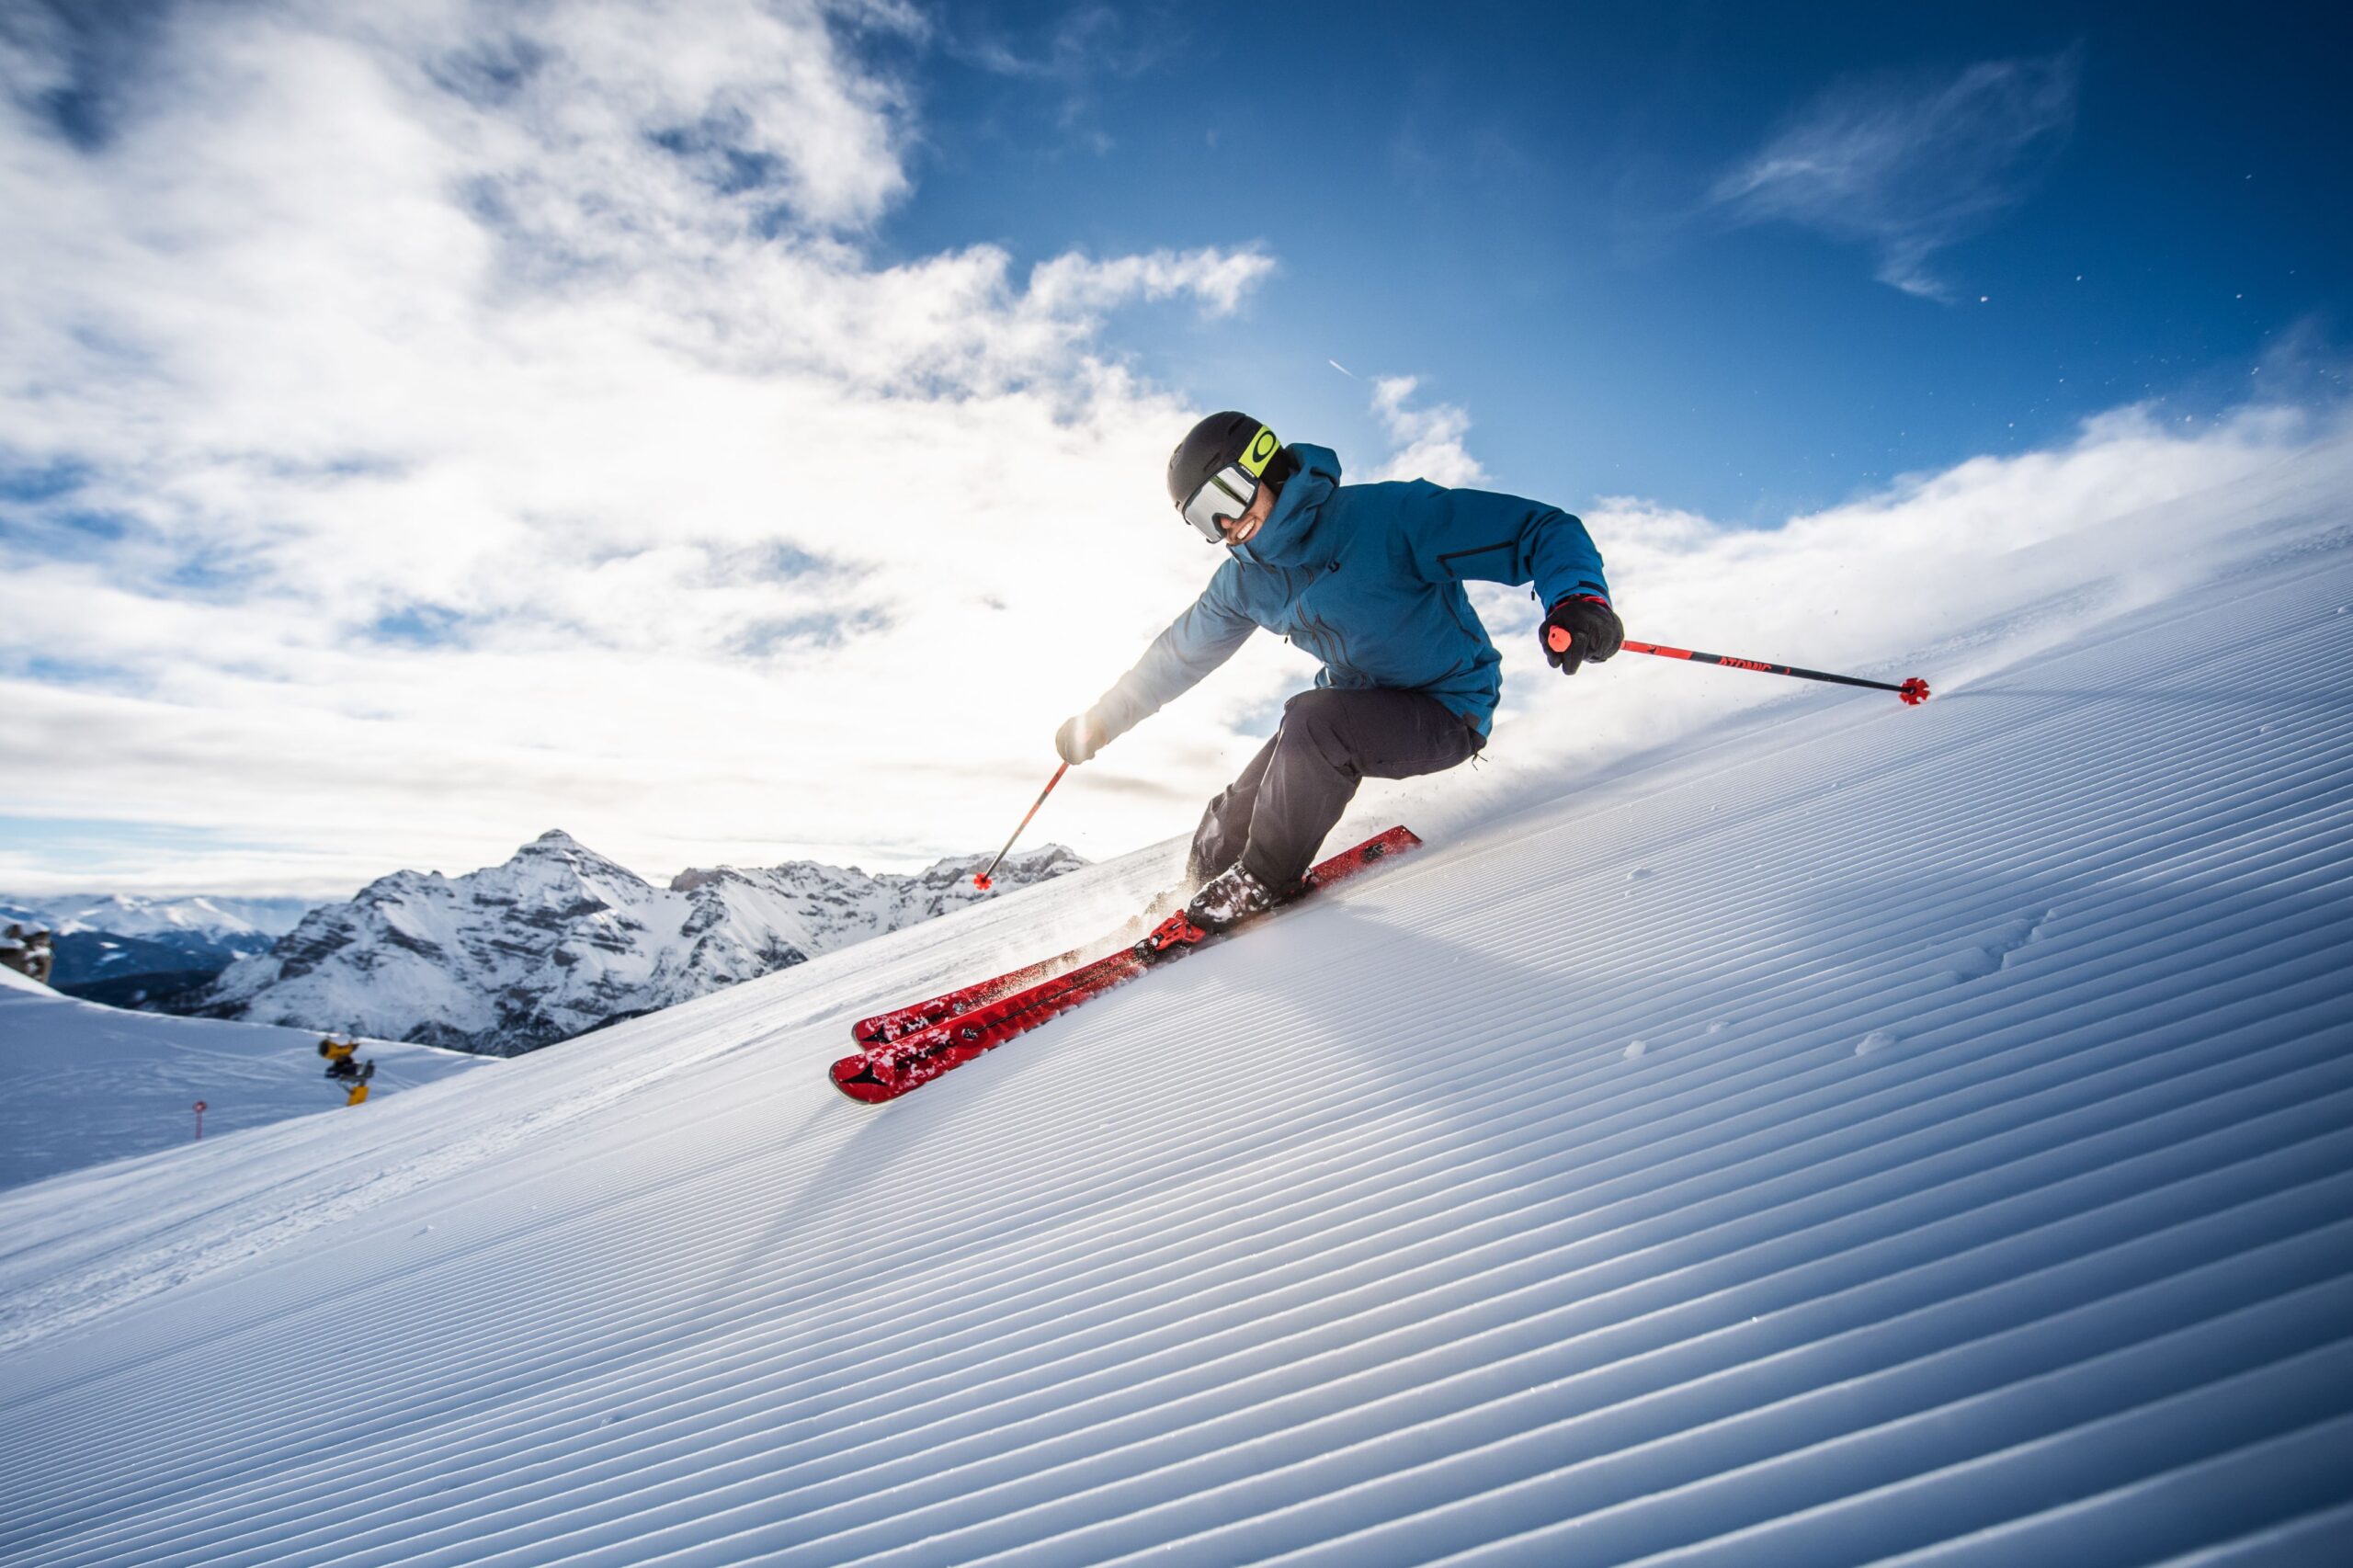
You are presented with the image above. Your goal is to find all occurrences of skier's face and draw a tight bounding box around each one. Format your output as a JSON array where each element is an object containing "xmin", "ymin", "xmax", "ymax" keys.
[{"xmin": 1219, "ymin": 481, "xmax": 1276, "ymax": 547}]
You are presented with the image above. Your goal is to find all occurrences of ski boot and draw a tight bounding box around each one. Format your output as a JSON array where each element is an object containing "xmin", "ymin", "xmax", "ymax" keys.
[{"xmin": 1185, "ymin": 862, "xmax": 1280, "ymax": 933}]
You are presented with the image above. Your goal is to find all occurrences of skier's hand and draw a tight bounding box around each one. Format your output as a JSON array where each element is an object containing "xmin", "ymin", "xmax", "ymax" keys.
[
  {"xmin": 1055, "ymin": 713, "xmax": 1104, "ymax": 766},
  {"xmin": 1540, "ymin": 596, "xmax": 1623, "ymax": 676}
]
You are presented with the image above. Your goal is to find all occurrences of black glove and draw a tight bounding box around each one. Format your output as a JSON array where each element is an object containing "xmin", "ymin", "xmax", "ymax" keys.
[
  {"xmin": 1055, "ymin": 712, "xmax": 1104, "ymax": 766},
  {"xmin": 1540, "ymin": 595, "xmax": 1623, "ymax": 675}
]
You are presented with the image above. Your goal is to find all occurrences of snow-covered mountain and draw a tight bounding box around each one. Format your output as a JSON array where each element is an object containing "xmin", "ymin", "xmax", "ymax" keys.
[
  {"xmin": 0, "ymin": 962, "xmax": 490, "ymax": 1191},
  {"xmin": 0, "ymin": 437, "xmax": 2345, "ymax": 1562},
  {"xmin": 6, "ymin": 892, "xmax": 313, "ymax": 945},
  {"xmin": 192, "ymin": 832, "xmax": 1083, "ymax": 1055},
  {"xmin": 0, "ymin": 893, "xmax": 314, "ymax": 1001}
]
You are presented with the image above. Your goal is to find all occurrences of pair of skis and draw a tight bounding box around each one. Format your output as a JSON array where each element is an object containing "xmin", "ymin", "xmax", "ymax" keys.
[{"xmin": 830, "ymin": 826, "xmax": 1422, "ymax": 1102}]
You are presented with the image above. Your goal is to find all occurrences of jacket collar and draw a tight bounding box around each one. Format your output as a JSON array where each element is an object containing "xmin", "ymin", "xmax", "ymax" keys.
[{"xmin": 1230, "ymin": 442, "xmax": 1341, "ymax": 568}]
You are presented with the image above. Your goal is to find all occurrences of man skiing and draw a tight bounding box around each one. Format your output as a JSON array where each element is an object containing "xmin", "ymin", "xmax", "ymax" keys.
[{"xmin": 1055, "ymin": 411, "xmax": 1621, "ymax": 931}]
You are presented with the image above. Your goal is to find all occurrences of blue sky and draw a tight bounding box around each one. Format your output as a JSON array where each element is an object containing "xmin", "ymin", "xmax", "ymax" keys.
[
  {"xmin": 890, "ymin": 0, "xmax": 2350, "ymax": 520},
  {"xmin": 1, "ymin": 0, "xmax": 2347, "ymax": 896}
]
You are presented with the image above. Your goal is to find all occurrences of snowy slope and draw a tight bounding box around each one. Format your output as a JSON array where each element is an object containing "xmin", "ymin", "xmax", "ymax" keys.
[
  {"xmin": 0, "ymin": 974, "xmax": 493, "ymax": 1191},
  {"xmin": 0, "ymin": 479, "xmax": 2348, "ymax": 1562},
  {"xmin": 196, "ymin": 832, "xmax": 1081, "ymax": 1054}
]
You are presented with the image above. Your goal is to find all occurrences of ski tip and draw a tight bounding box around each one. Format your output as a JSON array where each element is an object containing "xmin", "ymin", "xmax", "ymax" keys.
[{"xmin": 829, "ymin": 1053, "xmax": 897, "ymax": 1104}]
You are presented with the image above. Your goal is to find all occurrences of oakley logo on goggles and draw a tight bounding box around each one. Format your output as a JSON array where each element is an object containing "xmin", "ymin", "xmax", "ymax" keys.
[{"xmin": 1179, "ymin": 424, "xmax": 1280, "ymax": 541}]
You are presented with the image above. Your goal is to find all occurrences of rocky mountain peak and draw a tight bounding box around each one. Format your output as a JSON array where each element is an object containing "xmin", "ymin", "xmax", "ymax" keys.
[{"xmin": 192, "ymin": 834, "xmax": 1086, "ymax": 1055}]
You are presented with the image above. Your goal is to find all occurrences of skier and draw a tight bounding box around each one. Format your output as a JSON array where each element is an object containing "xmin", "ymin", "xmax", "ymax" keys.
[{"xmin": 1055, "ymin": 411, "xmax": 1620, "ymax": 931}]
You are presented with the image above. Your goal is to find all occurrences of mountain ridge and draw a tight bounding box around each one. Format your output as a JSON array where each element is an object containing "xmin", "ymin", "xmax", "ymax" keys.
[
  {"xmin": 192, "ymin": 830, "xmax": 1083, "ymax": 1054},
  {"xmin": 0, "ymin": 892, "xmax": 317, "ymax": 1002}
]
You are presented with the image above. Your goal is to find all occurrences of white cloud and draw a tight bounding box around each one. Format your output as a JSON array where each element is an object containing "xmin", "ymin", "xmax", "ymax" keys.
[
  {"xmin": 0, "ymin": 6, "xmax": 73, "ymax": 102},
  {"xmin": 1710, "ymin": 50, "xmax": 2078, "ymax": 300},
  {"xmin": 1367, "ymin": 376, "xmax": 1488, "ymax": 486},
  {"xmin": 1026, "ymin": 246, "xmax": 1277, "ymax": 320},
  {"xmin": 0, "ymin": 0, "xmax": 1286, "ymax": 894}
]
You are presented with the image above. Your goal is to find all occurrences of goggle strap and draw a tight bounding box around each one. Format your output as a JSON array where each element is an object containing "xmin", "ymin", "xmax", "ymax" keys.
[{"xmin": 1236, "ymin": 424, "xmax": 1279, "ymax": 478}]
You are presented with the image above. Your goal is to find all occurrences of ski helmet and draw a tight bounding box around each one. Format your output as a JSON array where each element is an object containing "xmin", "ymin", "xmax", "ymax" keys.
[{"xmin": 1167, "ymin": 411, "xmax": 1286, "ymax": 541}]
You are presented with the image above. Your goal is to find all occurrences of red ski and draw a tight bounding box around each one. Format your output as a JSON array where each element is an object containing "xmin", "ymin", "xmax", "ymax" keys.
[
  {"xmin": 831, "ymin": 826, "xmax": 1421, "ymax": 1103},
  {"xmin": 849, "ymin": 889, "xmax": 1187, "ymax": 1047}
]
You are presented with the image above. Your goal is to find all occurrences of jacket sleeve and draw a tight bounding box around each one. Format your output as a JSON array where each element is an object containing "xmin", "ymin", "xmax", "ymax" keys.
[
  {"xmin": 1086, "ymin": 569, "xmax": 1258, "ymax": 745},
  {"xmin": 1399, "ymin": 483, "xmax": 1611, "ymax": 608}
]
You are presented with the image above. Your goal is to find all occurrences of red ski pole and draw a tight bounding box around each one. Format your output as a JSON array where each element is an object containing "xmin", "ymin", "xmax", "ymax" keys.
[
  {"xmin": 1547, "ymin": 626, "xmax": 1930, "ymax": 705},
  {"xmin": 972, "ymin": 762, "xmax": 1068, "ymax": 891}
]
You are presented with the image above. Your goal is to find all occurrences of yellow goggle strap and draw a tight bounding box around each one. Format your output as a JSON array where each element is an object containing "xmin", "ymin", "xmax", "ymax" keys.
[{"xmin": 1236, "ymin": 424, "xmax": 1279, "ymax": 478}]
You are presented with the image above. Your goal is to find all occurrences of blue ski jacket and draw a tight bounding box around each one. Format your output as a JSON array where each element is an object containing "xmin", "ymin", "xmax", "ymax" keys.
[{"xmin": 1086, "ymin": 443, "xmax": 1609, "ymax": 744}]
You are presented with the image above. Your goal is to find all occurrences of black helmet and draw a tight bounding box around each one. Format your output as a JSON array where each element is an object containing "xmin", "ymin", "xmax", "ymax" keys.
[
  {"xmin": 1167, "ymin": 411, "xmax": 1290, "ymax": 541},
  {"xmin": 1167, "ymin": 412, "xmax": 1274, "ymax": 506}
]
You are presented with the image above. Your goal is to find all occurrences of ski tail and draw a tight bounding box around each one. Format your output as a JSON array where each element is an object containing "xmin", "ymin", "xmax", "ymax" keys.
[{"xmin": 831, "ymin": 826, "xmax": 1420, "ymax": 1103}]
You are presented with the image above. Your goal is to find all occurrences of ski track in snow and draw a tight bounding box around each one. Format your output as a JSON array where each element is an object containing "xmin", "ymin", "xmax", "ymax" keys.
[{"xmin": 0, "ymin": 501, "xmax": 2350, "ymax": 1562}]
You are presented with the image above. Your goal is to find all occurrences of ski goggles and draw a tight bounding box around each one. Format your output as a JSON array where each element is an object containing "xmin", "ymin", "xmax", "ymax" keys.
[{"xmin": 1177, "ymin": 423, "xmax": 1281, "ymax": 542}]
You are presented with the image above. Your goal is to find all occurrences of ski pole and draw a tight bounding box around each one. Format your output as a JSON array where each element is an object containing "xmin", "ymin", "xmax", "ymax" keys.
[
  {"xmin": 1546, "ymin": 626, "xmax": 1930, "ymax": 705},
  {"xmin": 972, "ymin": 762, "xmax": 1068, "ymax": 891}
]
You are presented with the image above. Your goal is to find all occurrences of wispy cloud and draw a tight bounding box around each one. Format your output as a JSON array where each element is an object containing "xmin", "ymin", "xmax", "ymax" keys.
[
  {"xmin": 945, "ymin": 3, "xmax": 1165, "ymax": 147},
  {"xmin": 952, "ymin": 4, "xmax": 1158, "ymax": 84},
  {"xmin": 1710, "ymin": 49, "xmax": 2080, "ymax": 300},
  {"xmin": 1367, "ymin": 377, "xmax": 1487, "ymax": 487},
  {"xmin": 1027, "ymin": 246, "xmax": 1276, "ymax": 319}
]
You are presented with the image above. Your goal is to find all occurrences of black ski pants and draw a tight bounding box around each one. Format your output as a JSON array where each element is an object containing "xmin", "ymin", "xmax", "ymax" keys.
[{"xmin": 1188, "ymin": 687, "xmax": 1483, "ymax": 889}]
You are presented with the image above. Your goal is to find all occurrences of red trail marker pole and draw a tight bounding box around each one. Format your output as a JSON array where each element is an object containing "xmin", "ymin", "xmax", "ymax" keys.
[{"xmin": 193, "ymin": 1099, "xmax": 207, "ymax": 1140}]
